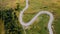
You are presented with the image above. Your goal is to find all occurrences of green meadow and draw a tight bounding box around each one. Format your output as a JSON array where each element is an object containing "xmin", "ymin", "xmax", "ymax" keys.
[{"xmin": 0, "ymin": 0, "xmax": 60, "ymax": 34}]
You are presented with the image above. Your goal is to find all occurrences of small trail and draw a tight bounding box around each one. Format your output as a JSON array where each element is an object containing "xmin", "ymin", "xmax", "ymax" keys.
[{"xmin": 19, "ymin": 0, "xmax": 54, "ymax": 34}]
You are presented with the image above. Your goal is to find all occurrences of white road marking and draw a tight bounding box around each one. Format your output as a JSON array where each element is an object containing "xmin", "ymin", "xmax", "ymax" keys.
[{"xmin": 19, "ymin": 0, "xmax": 54, "ymax": 34}]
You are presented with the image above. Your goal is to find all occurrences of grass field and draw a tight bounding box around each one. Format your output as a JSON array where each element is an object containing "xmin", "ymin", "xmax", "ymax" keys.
[
  {"xmin": 19, "ymin": 0, "xmax": 60, "ymax": 34},
  {"xmin": 0, "ymin": 0, "xmax": 60, "ymax": 34}
]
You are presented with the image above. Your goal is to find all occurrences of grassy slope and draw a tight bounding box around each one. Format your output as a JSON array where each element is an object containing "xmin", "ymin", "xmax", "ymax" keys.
[
  {"xmin": 19, "ymin": 0, "xmax": 60, "ymax": 34},
  {"xmin": 0, "ymin": 0, "xmax": 60, "ymax": 34},
  {"xmin": 0, "ymin": 0, "xmax": 18, "ymax": 10},
  {"xmin": 0, "ymin": 20, "xmax": 5, "ymax": 34}
]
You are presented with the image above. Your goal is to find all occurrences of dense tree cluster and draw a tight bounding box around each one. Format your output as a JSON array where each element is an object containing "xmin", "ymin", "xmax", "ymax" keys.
[{"xmin": 0, "ymin": 8, "xmax": 23, "ymax": 34}]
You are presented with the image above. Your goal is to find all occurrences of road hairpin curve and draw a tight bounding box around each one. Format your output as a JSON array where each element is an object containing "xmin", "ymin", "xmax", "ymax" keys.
[{"xmin": 19, "ymin": 0, "xmax": 54, "ymax": 34}]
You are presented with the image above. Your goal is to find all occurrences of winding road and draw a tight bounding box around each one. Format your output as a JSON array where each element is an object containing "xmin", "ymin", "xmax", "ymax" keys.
[{"xmin": 19, "ymin": 0, "xmax": 54, "ymax": 34}]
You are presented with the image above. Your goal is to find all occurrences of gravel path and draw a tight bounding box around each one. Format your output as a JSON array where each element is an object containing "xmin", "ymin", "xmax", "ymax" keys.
[{"xmin": 19, "ymin": 0, "xmax": 54, "ymax": 34}]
